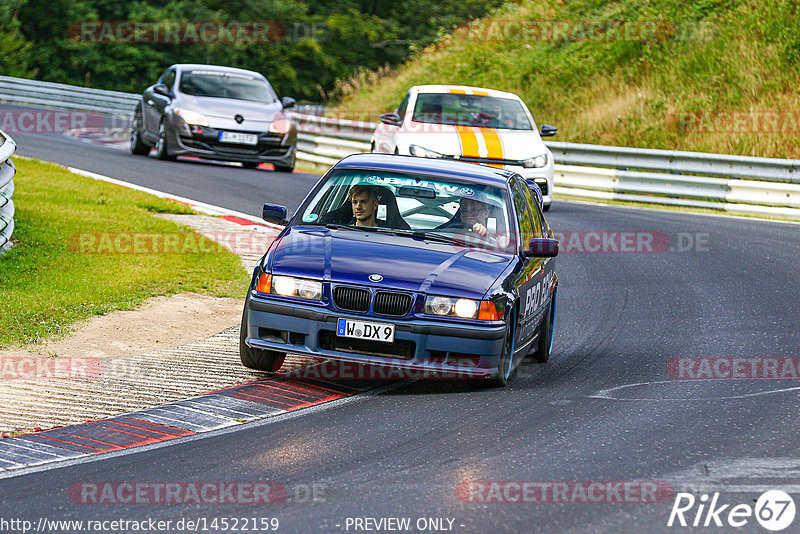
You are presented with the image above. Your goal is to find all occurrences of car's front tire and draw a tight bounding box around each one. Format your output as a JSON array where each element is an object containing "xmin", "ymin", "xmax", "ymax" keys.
[
  {"xmin": 242, "ymin": 162, "xmax": 260, "ymax": 169},
  {"xmin": 239, "ymin": 298, "xmax": 286, "ymax": 372},
  {"xmin": 543, "ymin": 202, "xmax": 552, "ymax": 212},
  {"xmin": 485, "ymin": 310, "xmax": 517, "ymax": 387},
  {"xmin": 154, "ymin": 120, "xmax": 176, "ymax": 161},
  {"xmin": 130, "ymin": 106, "xmax": 150, "ymax": 155}
]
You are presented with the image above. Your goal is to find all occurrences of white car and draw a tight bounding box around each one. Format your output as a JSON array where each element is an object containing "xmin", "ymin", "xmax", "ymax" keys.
[{"xmin": 371, "ymin": 85, "xmax": 557, "ymax": 210}]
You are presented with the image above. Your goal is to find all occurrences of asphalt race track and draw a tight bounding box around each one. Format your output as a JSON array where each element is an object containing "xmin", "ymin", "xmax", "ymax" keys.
[{"xmin": 3, "ymin": 119, "xmax": 800, "ymax": 533}]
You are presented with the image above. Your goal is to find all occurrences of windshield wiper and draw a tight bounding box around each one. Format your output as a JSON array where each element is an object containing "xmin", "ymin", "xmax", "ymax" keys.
[{"xmin": 325, "ymin": 224, "xmax": 468, "ymax": 246}]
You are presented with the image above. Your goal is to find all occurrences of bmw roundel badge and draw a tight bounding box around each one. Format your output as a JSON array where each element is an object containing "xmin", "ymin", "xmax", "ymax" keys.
[{"xmin": 369, "ymin": 274, "xmax": 383, "ymax": 282}]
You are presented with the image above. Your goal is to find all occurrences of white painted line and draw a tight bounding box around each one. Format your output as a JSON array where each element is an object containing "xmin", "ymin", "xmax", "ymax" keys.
[
  {"xmin": 63, "ymin": 166, "xmax": 285, "ymax": 231},
  {"xmin": 557, "ymin": 198, "xmax": 800, "ymax": 227},
  {"xmin": 0, "ymin": 380, "xmax": 409, "ymax": 480},
  {"xmin": 590, "ymin": 379, "xmax": 800, "ymax": 401}
]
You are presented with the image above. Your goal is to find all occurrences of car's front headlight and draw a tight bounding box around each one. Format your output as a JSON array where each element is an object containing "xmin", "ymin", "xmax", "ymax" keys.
[
  {"xmin": 269, "ymin": 116, "xmax": 294, "ymax": 134},
  {"xmin": 424, "ymin": 295, "xmax": 499, "ymax": 320},
  {"xmin": 256, "ymin": 274, "xmax": 322, "ymax": 301},
  {"xmin": 521, "ymin": 153, "xmax": 548, "ymax": 168},
  {"xmin": 174, "ymin": 108, "xmax": 209, "ymax": 127},
  {"xmin": 409, "ymin": 144, "xmax": 444, "ymax": 159}
]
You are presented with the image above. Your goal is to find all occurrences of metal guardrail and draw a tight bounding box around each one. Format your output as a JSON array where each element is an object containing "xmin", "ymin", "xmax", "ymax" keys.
[
  {"xmin": 0, "ymin": 130, "xmax": 17, "ymax": 254},
  {"xmin": 292, "ymin": 114, "xmax": 800, "ymax": 219},
  {"xmin": 1, "ymin": 76, "xmax": 798, "ymax": 219},
  {"xmin": 0, "ymin": 76, "xmax": 140, "ymax": 115}
]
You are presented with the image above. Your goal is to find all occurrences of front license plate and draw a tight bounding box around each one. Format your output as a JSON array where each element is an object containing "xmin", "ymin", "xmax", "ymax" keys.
[
  {"xmin": 218, "ymin": 131, "xmax": 258, "ymax": 145},
  {"xmin": 336, "ymin": 318, "xmax": 395, "ymax": 343}
]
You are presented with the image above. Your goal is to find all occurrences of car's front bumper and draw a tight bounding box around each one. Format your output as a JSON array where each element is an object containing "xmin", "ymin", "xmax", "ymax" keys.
[
  {"xmin": 167, "ymin": 118, "xmax": 297, "ymax": 165},
  {"xmin": 245, "ymin": 294, "xmax": 507, "ymax": 379}
]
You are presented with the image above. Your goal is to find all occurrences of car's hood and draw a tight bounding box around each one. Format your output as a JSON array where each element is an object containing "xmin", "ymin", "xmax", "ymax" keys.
[
  {"xmin": 178, "ymin": 95, "xmax": 282, "ymax": 123},
  {"xmin": 269, "ymin": 227, "xmax": 512, "ymax": 299},
  {"xmin": 395, "ymin": 124, "xmax": 548, "ymax": 161}
]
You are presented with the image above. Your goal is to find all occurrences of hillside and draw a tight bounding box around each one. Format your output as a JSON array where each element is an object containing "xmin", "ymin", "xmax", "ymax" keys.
[{"xmin": 333, "ymin": 0, "xmax": 800, "ymax": 158}]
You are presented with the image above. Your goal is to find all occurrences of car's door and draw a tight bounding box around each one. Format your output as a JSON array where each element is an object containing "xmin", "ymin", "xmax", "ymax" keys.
[
  {"xmin": 374, "ymin": 92, "xmax": 409, "ymax": 153},
  {"xmin": 143, "ymin": 68, "xmax": 175, "ymax": 135},
  {"xmin": 511, "ymin": 178, "xmax": 547, "ymax": 354}
]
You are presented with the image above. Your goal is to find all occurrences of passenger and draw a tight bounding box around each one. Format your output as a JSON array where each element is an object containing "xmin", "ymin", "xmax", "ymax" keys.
[{"xmin": 458, "ymin": 197, "xmax": 492, "ymax": 236}]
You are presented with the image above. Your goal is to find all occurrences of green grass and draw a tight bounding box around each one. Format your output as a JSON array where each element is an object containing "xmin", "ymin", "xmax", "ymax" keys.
[
  {"xmin": 0, "ymin": 158, "xmax": 249, "ymax": 347},
  {"xmin": 333, "ymin": 0, "xmax": 800, "ymax": 159}
]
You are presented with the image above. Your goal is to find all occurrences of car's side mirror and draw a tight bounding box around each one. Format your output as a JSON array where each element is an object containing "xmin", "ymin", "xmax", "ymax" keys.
[
  {"xmin": 262, "ymin": 203, "xmax": 288, "ymax": 226},
  {"xmin": 525, "ymin": 238, "xmax": 559, "ymax": 257},
  {"xmin": 540, "ymin": 124, "xmax": 558, "ymax": 137},
  {"xmin": 153, "ymin": 84, "xmax": 171, "ymax": 98},
  {"xmin": 281, "ymin": 97, "xmax": 296, "ymax": 109},
  {"xmin": 379, "ymin": 112, "xmax": 402, "ymax": 127}
]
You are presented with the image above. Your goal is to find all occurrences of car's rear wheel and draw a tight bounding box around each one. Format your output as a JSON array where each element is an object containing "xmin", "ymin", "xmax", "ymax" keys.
[
  {"xmin": 155, "ymin": 120, "xmax": 176, "ymax": 161},
  {"xmin": 239, "ymin": 299, "xmax": 286, "ymax": 372},
  {"xmin": 531, "ymin": 288, "xmax": 556, "ymax": 363},
  {"xmin": 130, "ymin": 106, "xmax": 150, "ymax": 155},
  {"xmin": 485, "ymin": 310, "xmax": 516, "ymax": 387}
]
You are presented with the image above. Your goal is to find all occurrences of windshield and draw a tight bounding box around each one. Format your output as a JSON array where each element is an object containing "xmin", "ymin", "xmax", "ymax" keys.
[
  {"xmin": 297, "ymin": 169, "xmax": 515, "ymax": 251},
  {"xmin": 178, "ymin": 70, "xmax": 277, "ymax": 103},
  {"xmin": 412, "ymin": 93, "xmax": 533, "ymax": 130}
]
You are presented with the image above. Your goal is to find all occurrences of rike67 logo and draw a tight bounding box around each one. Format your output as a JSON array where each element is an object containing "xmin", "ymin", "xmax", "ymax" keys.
[{"xmin": 668, "ymin": 490, "xmax": 796, "ymax": 531}]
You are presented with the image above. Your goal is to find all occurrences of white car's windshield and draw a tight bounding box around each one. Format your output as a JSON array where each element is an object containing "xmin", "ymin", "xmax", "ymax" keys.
[
  {"xmin": 297, "ymin": 169, "xmax": 516, "ymax": 251},
  {"xmin": 412, "ymin": 93, "xmax": 533, "ymax": 130},
  {"xmin": 178, "ymin": 71, "xmax": 277, "ymax": 103}
]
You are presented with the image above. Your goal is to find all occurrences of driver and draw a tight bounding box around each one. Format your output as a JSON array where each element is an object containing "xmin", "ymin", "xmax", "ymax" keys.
[{"xmin": 348, "ymin": 184, "xmax": 385, "ymax": 227}]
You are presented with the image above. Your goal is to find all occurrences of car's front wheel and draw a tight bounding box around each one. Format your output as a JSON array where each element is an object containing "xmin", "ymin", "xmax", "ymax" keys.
[
  {"xmin": 485, "ymin": 310, "xmax": 516, "ymax": 387},
  {"xmin": 130, "ymin": 106, "xmax": 150, "ymax": 155},
  {"xmin": 239, "ymin": 299, "xmax": 286, "ymax": 372},
  {"xmin": 154, "ymin": 120, "xmax": 176, "ymax": 161},
  {"xmin": 242, "ymin": 162, "xmax": 260, "ymax": 169},
  {"xmin": 543, "ymin": 202, "xmax": 551, "ymax": 212}
]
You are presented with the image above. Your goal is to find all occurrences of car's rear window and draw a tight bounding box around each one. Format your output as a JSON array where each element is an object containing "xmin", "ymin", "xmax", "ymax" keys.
[
  {"xmin": 178, "ymin": 71, "xmax": 277, "ymax": 103},
  {"xmin": 412, "ymin": 93, "xmax": 533, "ymax": 130},
  {"xmin": 297, "ymin": 169, "xmax": 516, "ymax": 252}
]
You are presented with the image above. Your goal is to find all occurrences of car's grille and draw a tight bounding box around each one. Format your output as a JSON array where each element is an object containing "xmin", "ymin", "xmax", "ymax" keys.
[
  {"xmin": 373, "ymin": 291, "xmax": 413, "ymax": 317},
  {"xmin": 332, "ymin": 286, "xmax": 371, "ymax": 313},
  {"xmin": 319, "ymin": 331, "xmax": 415, "ymax": 360}
]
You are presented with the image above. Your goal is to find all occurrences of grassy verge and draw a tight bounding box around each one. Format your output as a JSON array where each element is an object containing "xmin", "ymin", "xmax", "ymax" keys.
[
  {"xmin": 0, "ymin": 158, "xmax": 249, "ymax": 347},
  {"xmin": 333, "ymin": 0, "xmax": 800, "ymax": 159}
]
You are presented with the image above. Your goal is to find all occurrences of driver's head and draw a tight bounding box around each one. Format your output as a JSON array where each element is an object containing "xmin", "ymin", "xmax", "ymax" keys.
[
  {"xmin": 459, "ymin": 197, "xmax": 490, "ymax": 226},
  {"xmin": 349, "ymin": 184, "xmax": 379, "ymax": 225}
]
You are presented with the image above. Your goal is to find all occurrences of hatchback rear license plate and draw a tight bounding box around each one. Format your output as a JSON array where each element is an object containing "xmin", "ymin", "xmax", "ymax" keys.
[
  {"xmin": 219, "ymin": 131, "xmax": 258, "ymax": 145},
  {"xmin": 336, "ymin": 318, "xmax": 395, "ymax": 343}
]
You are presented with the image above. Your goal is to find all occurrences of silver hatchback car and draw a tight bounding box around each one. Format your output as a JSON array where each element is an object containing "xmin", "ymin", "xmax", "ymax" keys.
[{"xmin": 131, "ymin": 64, "xmax": 297, "ymax": 172}]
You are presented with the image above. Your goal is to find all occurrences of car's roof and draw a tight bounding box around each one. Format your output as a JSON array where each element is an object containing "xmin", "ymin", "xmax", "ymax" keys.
[
  {"xmin": 334, "ymin": 154, "xmax": 517, "ymax": 187},
  {"xmin": 171, "ymin": 64, "xmax": 265, "ymax": 78},
  {"xmin": 410, "ymin": 85, "xmax": 522, "ymax": 101}
]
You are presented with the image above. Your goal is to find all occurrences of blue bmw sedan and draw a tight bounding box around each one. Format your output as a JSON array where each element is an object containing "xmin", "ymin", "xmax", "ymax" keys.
[{"xmin": 240, "ymin": 154, "xmax": 558, "ymax": 386}]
